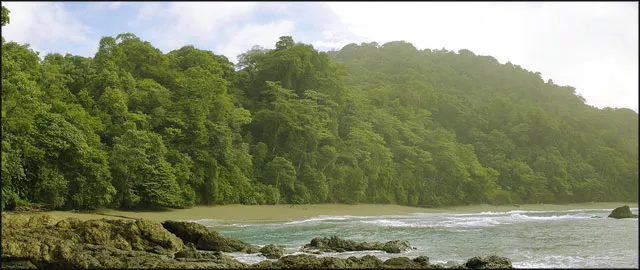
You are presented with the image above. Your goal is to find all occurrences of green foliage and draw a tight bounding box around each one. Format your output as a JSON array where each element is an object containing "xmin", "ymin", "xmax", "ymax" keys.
[
  {"xmin": 1, "ymin": 6, "xmax": 9, "ymax": 27},
  {"xmin": 110, "ymin": 129, "xmax": 185, "ymax": 209},
  {"xmin": 1, "ymin": 7, "xmax": 636, "ymax": 210}
]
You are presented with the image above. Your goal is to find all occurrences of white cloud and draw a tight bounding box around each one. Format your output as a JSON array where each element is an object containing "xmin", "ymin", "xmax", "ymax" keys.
[
  {"xmin": 2, "ymin": 2, "xmax": 94, "ymax": 56},
  {"xmin": 134, "ymin": 2, "xmax": 263, "ymax": 53},
  {"xmin": 325, "ymin": 2, "xmax": 639, "ymax": 111},
  {"xmin": 90, "ymin": 2, "xmax": 125, "ymax": 11},
  {"xmin": 215, "ymin": 20, "xmax": 295, "ymax": 64},
  {"xmin": 2, "ymin": 2, "xmax": 636, "ymax": 111}
]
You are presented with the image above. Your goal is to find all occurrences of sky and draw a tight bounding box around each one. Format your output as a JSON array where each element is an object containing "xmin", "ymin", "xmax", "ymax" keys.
[{"xmin": 2, "ymin": 2, "xmax": 638, "ymax": 112}]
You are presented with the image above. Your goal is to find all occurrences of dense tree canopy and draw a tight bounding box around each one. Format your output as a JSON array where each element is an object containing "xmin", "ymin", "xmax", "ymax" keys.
[{"xmin": 2, "ymin": 8, "xmax": 637, "ymax": 210}]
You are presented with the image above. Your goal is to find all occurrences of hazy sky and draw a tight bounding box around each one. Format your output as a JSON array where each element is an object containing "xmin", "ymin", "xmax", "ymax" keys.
[{"xmin": 2, "ymin": 2, "xmax": 637, "ymax": 112}]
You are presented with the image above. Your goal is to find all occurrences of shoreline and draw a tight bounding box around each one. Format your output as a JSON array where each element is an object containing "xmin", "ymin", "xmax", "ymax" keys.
[{"xmin": 5, "ymin": 202, "xmax": 637, "ymax": 223}]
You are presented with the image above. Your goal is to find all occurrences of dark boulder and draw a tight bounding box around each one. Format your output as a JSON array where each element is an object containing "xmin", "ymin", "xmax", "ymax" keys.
[
  {"xmin": 320, "ymin": 257, "xmax": 353, "ymax": 268},
  {"xmin": 380, "ymin": 256, "xmax": 430, "ymax": 268},
  {"xmin": 1, "ymin": 259, "xmax": 38, "ymax": 269},
  {"xmin": 412, "ymin": 256, "xmax": 431, "ymax": 267},
  {"xmin": 172, "ymin": 249, "xmax": 248, "ymax": 267},
  {"xmin": 382, "ymin": 257, "xmax": 420, "ymax": 268},
  {"xmin": 349, "ymin": 255, "xmax": 384, "ymax": 268},
  {"xmin": 161, "ymin": 220, "xmax": 259, "ymax": 253},
  {"xmin": 304, "ymin": 235, "xmax": 413, "ymax": 253},
  {"xmin": 257, "ymin": 254, "xmax": 429, "ymax": 269},
  {"xmin": 260, "ymin": 244, "xmax": 284, "ymax": 259},
  {"xmin": 382, "ymin": 240, "xmax": 413, "ymax": 253},
  {"xmin": 274, "ymin": 254, "xmax": 323, "ymax": 268},
  {"xmin": 249, "ymin": 253, "xmax": 447, "ymax": 269},
  {"xmin": 465, "ymin": 255, "xmax": 512, "ymax": 269},
  {"xmin": 607, "ymin": 205, "xmax": 638, "ymax": 219}
]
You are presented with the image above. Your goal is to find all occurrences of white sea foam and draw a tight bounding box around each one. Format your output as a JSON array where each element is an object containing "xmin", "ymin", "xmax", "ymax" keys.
[
  {"xmin": 509, "ymin": 213, "xmax": 591, "ymax": 220},
  {"xmin": 282, "ymin": 215, "xmax": 360, "ymax": 225},
  {"xmin": 566, "ymin": 208, "xmax": 615, "ymax": 212},
  {"xmin": 227, "ymin": 252, "xmax": 275, "ymax": 264},
  {"xmin": 359, "ymin": 216, "xmax": 507, "ymax": 228},
  {"xmin": 182, "ymin": 218, "xmax": 223, "ymax": 227},
  {"xmin": 512, "ymin": 255, "xmax": 594, "ymax": 268},
  {"xmin": 443, "ymin": 217, "xmax": 504, "ymax": 227},
  {"xmin": 360, "ymin": 219, "xmax": 411, "ymax": 227},
  {"xmin": 453, "ymin": 228, "xmax": 483, "ymax": 232},
  {"xmin": 448, "ymin": 209, "xmax": 565, "ymax": 217}
]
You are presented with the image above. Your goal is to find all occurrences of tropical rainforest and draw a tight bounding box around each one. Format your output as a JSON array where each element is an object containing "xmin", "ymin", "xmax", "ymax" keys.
[{"xmin": 2, "ymin": 7, "xmax": 637, "ymax": 211}]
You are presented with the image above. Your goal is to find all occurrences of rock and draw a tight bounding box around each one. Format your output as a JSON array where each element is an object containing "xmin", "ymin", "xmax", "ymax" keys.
[
  {"xmin": 172, "ymin": 250, "xmax": 248, "ymax": 268},
  {"xmin": 161, "ymin": 220, "xmax": 210, "ymax": 245},
  {"xmin": 1, "ymin": 213, "xmax": 249, "ymax": 269},
  {"xmin": 382, "ymin": 257, "xmax": 421, "ymax": 268},
  {"xmin": 304, "ymin": 235, "xmax": 413, "ymax": 253},
  {"xmin": 349, "ymin": 255, "xmax": 384, "ymax": 268},
  {"xmin": 382, "ymin": 240, "xmax": 413, "ymax": 253},
  {"xmin": 465, "ymin": 255, "xmax": 512, "ymax": 269},
  {"xmin": 251, "ymin": 260, "xmax": 277, "ymax": 268},
  {"xmin": 379, "ymin": 256, "xmax": 431, "ymax": 268},
  {"xmin": 72, "ymin": 218, "xmax": 185, "ymax": 255},
  {"xmin": 1, "ymin": 259, "xmax": 38, "ymax": 269},
  {"xmin": 321, "ymin": 257, "xmax": 353, "ymax": 268},
  {"xmin": 162, "ymin": 220, "xmax": 259, "ymax": 253},
  {"xmin": 174, "ymin": 249, "xmax": 222, "ymax": 260},
  {"xmin": 260, "ymin": 254, "xmax": 433, "ymax": 269},
  {"xmin": 275, "ymin": 254, "xmax": 323, "ymax": 268},
  {"xmin": 412, "ymin": 256, "xmax": 431, "ymax": 267},
  {"xmin": 607, "ymin": 205, "xmax": 639, "ymax": 219},
  {"xmin": 260, "ymin": 244, "xmax": 284, "ymax": 259}
]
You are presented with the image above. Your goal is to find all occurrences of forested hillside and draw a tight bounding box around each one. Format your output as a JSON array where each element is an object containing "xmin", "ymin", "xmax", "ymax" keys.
[{"xmin": 2, "ymin": 7, "xmax": 637, "ymax": 210}]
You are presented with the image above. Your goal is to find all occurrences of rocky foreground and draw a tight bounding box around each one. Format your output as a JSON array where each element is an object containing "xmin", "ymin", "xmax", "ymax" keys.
[{"xmin": 1, "ymin": 213, "xmax": 513, "ymax": 269}]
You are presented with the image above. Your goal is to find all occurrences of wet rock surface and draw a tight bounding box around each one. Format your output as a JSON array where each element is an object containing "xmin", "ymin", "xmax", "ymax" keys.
[
  {"xmin": 1, "ymin": 213, "xmax": 241, "ymax": 269},
  {"xmin": 303, "ymin": 235, "xmax": 414, "ymax": 253},
  {"xmin": 161, "ymin": 220, "xmax": 259, "ymax": 253},
  {"xmin": 1, "ymin": 213, "xmax": 513, "ymax": 269},
  {"xmin": 607, "ymin": 205, "xmax": 639, "ymax": 219},
  {"xmin": 464, "ymin": 255, "xmax": 512, "ymax": 269},
  {"xmin": 260, "ymin": 244, "xmax": 285, "ymax": 259},
  {"xmin": 255, "ymin": 254, "xmax": 512, "ymax": 269}
]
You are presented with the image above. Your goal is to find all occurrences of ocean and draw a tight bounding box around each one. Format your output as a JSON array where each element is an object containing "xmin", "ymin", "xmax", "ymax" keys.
[{"xmin": 190, "ymin": 208, "xmax": 638, "ymax": 268}]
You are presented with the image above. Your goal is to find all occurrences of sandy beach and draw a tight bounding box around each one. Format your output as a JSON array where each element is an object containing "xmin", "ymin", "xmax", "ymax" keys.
[{"xmin": 6, "ymin": 202, "xmax": 637, "ymax": 223}]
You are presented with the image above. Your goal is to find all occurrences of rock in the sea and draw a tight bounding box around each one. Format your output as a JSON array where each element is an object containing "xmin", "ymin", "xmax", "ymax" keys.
[
  {"xmin": 161, "ymin": 220, "xmax": 259, "ymax": 253},
  {"xmin": 382, "ymin": 257, "xmax": 420, "ymax": 268},
  {"xmin": 607, "ymin": 205, "xmax": 639, "ymax": 219},
  {"xmin": 465, "ymin": 255, "xmax": 512, "ymax": 269},
  {"xmin": 272, "ymin": 254, "xmax": 323, "ymax": 268},
  {"xmin": 253, "ymin": 254, "xmax": 380, "ymax": 269},
  {"xmin": 382, "ymin": 240, "xmax": 413, "ymax": 253},
  {"xmin": 257, "ymin": 254, "xmax": 431, "ymax": 269},
  {"xmin": 304, "ymin": 235, "xmax": 413, "ymax": 253},
  {"xmin": 351, "ymin": 255, "xmax": 384, "ymax": 268},
  {"xmin": 260, "ymin": 244, "xmax": 284, "ymax": 259}
]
